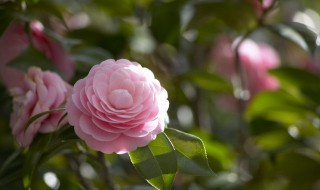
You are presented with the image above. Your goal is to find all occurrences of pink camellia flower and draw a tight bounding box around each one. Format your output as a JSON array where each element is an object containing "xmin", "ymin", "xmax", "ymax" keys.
[
  {"xmin": 238, "ymin": 39, "xmax": 280, "ymax": 96},
  {"xmin": 66, "ymin": 59, "xmax": 169, "ymax": 154},
  {"xmin": 0, "ymin": 21, "xmax": 74, "ymax": 88},
  {"xmin": 10, "ymin": 67, "xmax": 71, "ymax": 147},
  {"xmin": 211, "ymin": 37, "xmax": 280, "ymax": 98}
]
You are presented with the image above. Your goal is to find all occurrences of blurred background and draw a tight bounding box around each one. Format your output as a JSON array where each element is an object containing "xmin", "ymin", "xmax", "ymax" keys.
[{"xmin": 1, "ymin": 0, "xmax": 320, "ymax": 189}]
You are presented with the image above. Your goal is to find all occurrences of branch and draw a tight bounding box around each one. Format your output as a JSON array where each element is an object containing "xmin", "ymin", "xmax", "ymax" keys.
[{"xmin": 97, "ymin": 152, "xmax": 116, "ymax": 190}]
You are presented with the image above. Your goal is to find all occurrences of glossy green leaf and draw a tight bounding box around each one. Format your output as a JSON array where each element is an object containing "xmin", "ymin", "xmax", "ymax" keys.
[
  {"xmin": 165, "ymin": 128, "xmax": 214, "ymax": 176},
  {"xmin": 24, "ymin": 107, "xmax": 66, "ymax": 132},
  {"xmin": 267, "ymin": 23, "xmax": 316, "ymax": 53},
  {"xmin": 129, "ymin": 132, "xmax": 177, "ymax": 190},
  {"xmin": 286, "ymin": 22, "xmax": 318, "ymax": 53},
  {"xmin": 182, "ymin": 70, "xmax": 232, "ymax": 93}
]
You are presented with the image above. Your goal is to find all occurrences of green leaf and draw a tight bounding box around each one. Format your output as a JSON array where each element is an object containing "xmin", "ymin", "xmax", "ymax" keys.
[
  {"xmin": 23, "ymin": 149, "xmax": 42, "ymax": 189},
  {"xmin": 24, "ymin": 107, "xmax": 66, "ymax": 132},
  {"xmin": 129, "ymin": 132, "xmax": 177, "ymax": 190},
  {"xmin": 270, "ymin": 67, "xmax": 320, "ymax": 104},
  {"xmin": 286, "ymin": 22, "xmax": 318, "ymax": 53},
  {"xmin": 245, "ymin": 90, "xmax": 309, "ymax": 123},
  {"xmin": 150, "ymin": 1, "xmax": 185, "ymax": 45},
  {"xmin": 182, "ymin": 70, "xmax": 232, "ymax": 93},
  {"xmin": 267, "ymin": 23, "xmax": 316, "ymax": 53},
  {"xmin": 21, "ymin": 127, "xmax": 79, "ymax": 189},
  {"xmin": 165, "ymin": 128, "xmax": 214, "ymax": 176}
]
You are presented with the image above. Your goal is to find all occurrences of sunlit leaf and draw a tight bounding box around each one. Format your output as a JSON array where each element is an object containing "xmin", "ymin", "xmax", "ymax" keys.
[
  {"xmin": 287, "ymin": 22, "xmax": 318, "ymax": 53},
  {"xmin": 129, "ymin": 133, "xmax": 177, "ymax": 190},
  {"xmin": 255, "ymin": 130, "xmax": 292, "ymax": 150},
  {"xmin": 267, "ymin": 23, "xmax": 316, "ymax": 53},
  {"xmin": 246, "ymin": 90, "xmax": 309, "ymax": 122},
  {"xmin": 165, "ymin": 128, "xmax": 214, "ymax": 176}
]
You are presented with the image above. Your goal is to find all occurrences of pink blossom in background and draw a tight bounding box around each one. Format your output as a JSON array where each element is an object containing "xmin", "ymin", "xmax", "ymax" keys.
[
  {"xmin": 239, "ymin": 39, "xmax": 280, "ymax": 97},
  {"xmin": 10, "ymin": 67, "xmax": 71, "ymax": 147},
  {"xmin": 211, "ymin": 37, "xmax": 280, "ymax": 98},
  {"xmin": 66, "ymin": 59, "xmax": 169, "ymax": 154},
  {"xmin": 0, "ymin": 21, "xmax": 75, "ymax": 88}
]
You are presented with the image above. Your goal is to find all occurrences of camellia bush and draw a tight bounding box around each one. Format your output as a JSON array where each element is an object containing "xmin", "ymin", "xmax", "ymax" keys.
[{"xmin": 1, "ymin": 0, "xmax": 320, "ymax": 190}]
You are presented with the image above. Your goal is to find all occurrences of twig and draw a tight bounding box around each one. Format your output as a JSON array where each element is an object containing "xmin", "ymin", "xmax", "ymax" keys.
[{"xmin": 97, "ymin": 152, "xmax": 115, "ymax": 190}]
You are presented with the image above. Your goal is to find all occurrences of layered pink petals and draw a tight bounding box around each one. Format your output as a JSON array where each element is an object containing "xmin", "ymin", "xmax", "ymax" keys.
[
  {"xmin": 66, "ymin": 59, "xmax": 169, "ymax": 154},
  {"xmin": 0, "ymin": 21, "xmax": 75, "ymax": 89},
  {"xmin": 10, "ymin": 67, "xmax": 71, "ymax": 147}
]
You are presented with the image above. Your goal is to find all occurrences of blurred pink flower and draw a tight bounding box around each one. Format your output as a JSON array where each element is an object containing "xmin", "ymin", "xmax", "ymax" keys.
[
  {"xmin": 211, "ymin": 37, "xmax": 280, "ymax": 98},
  {"xmin": 239, "ymin": 40, "xmax": 280, "ymax": 96},
  {"xmin": 66, "ymin": 59, "xmax": 169, "ymax": 154},
  {"xmin": 10, "ymin": 67, "xmax": 71, "ymax": 147},
  {"xmin": 0, "ymin": 21, "xmax": 75, "ymax": 88}
]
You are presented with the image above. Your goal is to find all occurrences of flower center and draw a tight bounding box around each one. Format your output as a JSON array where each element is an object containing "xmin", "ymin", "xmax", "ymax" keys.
[{"xmin": 108, "ymin": 89, "xmax": 133, "ymax": 109}]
